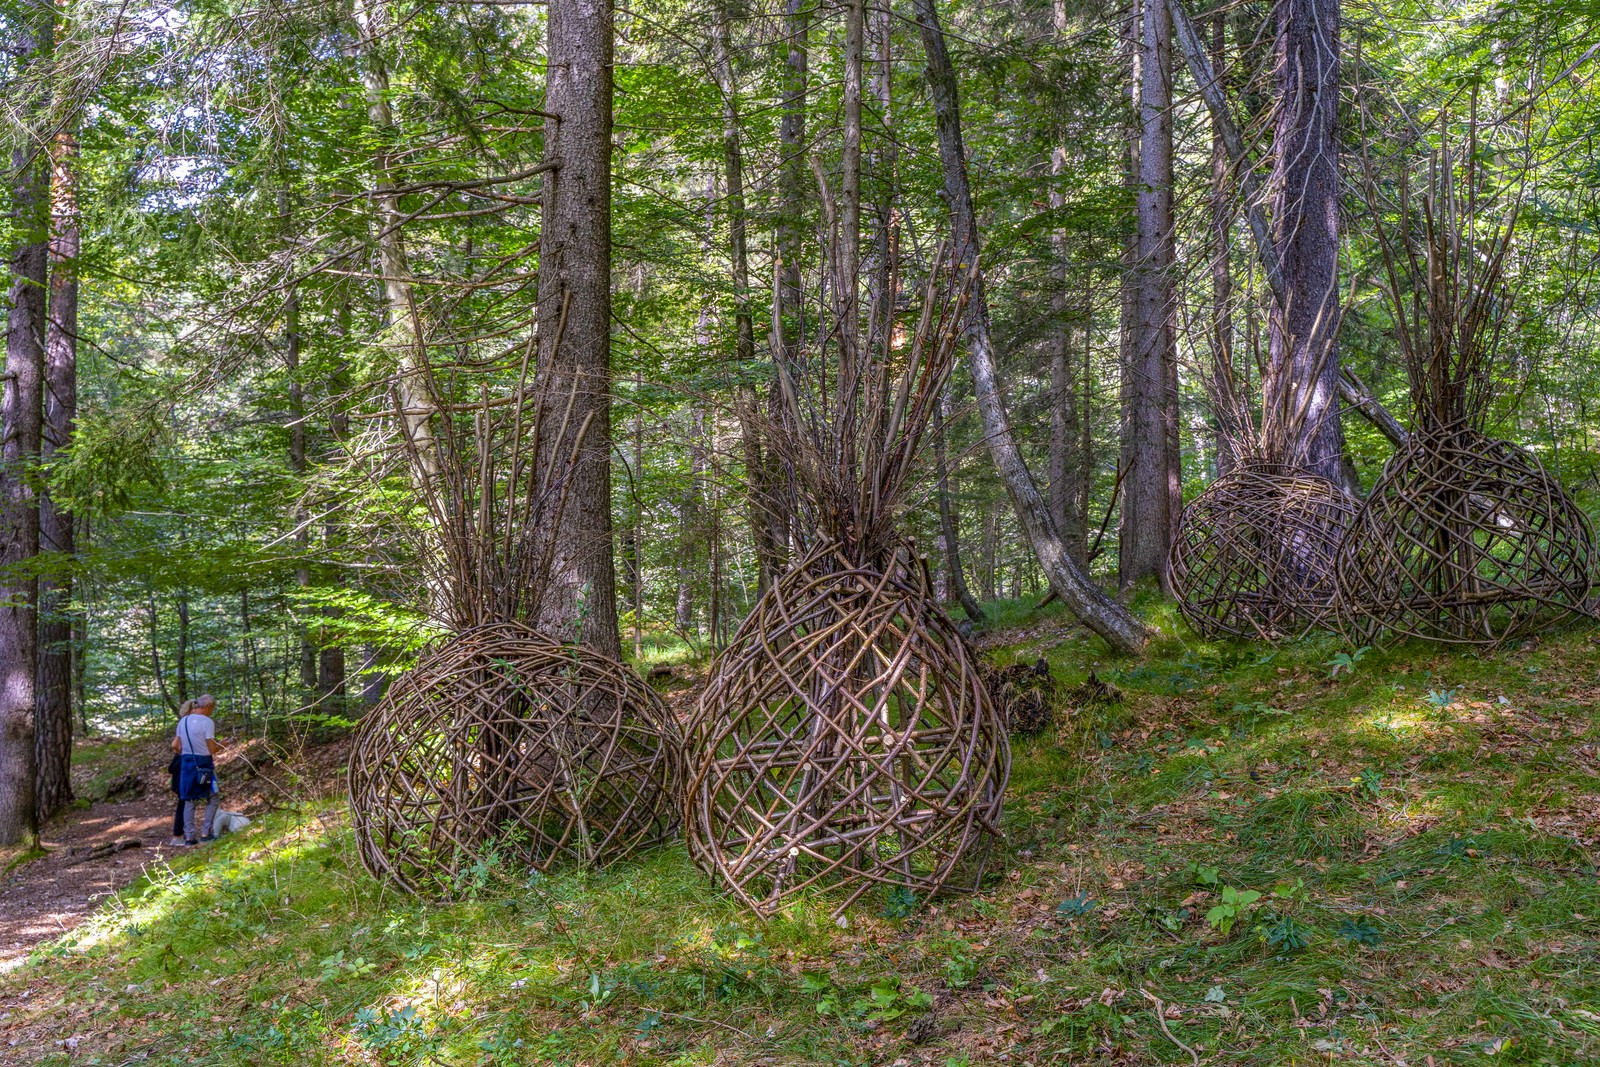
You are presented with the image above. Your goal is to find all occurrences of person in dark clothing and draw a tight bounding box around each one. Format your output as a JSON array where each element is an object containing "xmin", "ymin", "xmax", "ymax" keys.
[
  {"xmin": 168, "ymin": 700, "xmax": 192, "ymax": 846},
  {"xmin": 172, "ymin": 694, "xmax": 224, "ymax": 845}
]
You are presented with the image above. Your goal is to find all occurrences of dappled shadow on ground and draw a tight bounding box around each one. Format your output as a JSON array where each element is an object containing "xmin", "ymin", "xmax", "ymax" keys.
[{"xmin": 2, "ymin": 616, "xmax": 1599, "ymax": 1065}]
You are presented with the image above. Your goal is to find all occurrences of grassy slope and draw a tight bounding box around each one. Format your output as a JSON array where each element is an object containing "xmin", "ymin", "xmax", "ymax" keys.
[{"xmin": 6, "ymin": 601, "xmax": 1600, "ymax": 1066}]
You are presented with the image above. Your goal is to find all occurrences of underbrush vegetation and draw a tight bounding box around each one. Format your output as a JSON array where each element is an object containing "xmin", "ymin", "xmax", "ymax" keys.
[{"xmin": 6, "ymin": 605, "xmax": 1600, "ymax": 1065}]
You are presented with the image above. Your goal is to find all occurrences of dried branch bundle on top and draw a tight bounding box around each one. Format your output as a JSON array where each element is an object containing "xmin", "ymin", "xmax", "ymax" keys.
[
  {"xmin": 1336, "ymin": 133, "xmax": 1593, "ymax": 644},
  {"xmin": 686, "ymin": 240, "xmax": 1008, "ymax": 918},
  {"xmin": 348, "ymin": 352, "xmax": 680, "ymax": 895},
  {"xmin": 1170, "ymin": 274, "xmax": 1354, "ymax": 640}
]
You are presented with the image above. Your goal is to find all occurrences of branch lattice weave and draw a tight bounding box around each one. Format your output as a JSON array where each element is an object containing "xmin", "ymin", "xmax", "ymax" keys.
[
  {"xmin": 1170, "ymin": 464, "xmax": 1355, "ymax": 640},
  {"xmin": 1335, "ymin": 427, "xmax": 1594, "ymax": 645},
  {"xmin": 349, "ymin": 622, "xmax": 682, "ymax": 895},
  {"xmin": 686, "ymin": 545, "xmax": 1008, "ymax": 918}
]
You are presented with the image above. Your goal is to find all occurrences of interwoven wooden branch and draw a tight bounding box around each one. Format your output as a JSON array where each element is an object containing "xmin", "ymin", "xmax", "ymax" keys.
[
  {"xmin": 349, "ymin": 622, "xmax": 683, "ymax": 895},
  {"xmin": 685, "ymin": 544, "xmax": 1008, "ymax": 918},
  {"xmin": 1335, "ymin": 427, "xmax": 1594, "ymax": 645},
  {"xmin": 1170, "ymin": 464, "xmax": 1355, "ymax": 640}
]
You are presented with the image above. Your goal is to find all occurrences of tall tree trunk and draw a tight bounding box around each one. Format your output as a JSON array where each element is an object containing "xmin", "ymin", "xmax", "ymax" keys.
[
  {"xmin": 537, "ymin": 0, "xmax": 620, "ymax": 656},
  {"xmin": 1119, "ymin": 0, "xmax": 1180, "ymax": 589},
  {"xmin": 1207, "ymin": 6, "xmax": 1243, "ymax": 475},
  {"xmin": 36, "ymin": 127, "xmax": 77, "ymax": 823},
  {"xmin": 768, "ymin": 0, "xmax": 809, "ymax": 566},
  {"xmin": 711, "ymin": 0, "xmax": 782, "ymax": 594},
  {"xmin": 629, "ymin": 385, "xmax": 644, "ymax": 659},
  {"xmin": 841, "ymin": 0, "xmax": 864, "ymax": 314},
  {"xmin": 351, "ymin": 0, "xmax": 438, "ymax": 480},
  {"xmin": 1167, "ymin": 0, "xmax": 1408, "ymax": 451},
  {"xmin": 867, "ymin": 0, "xmax": 896, "ymax": 328},
  {"xmin": 934, "ymin": 395, "xmax": 986, "ymax": 623},
  {"xmin": 146, "ymin": 591, "xmax": 175, "ymax": 714},
  {"xmin": 0, "ymin": 6, "xmax": 51, "ymax": 845},
  {"xmin": 912, "ymin": 0, "xmax": 1148, "ymax": 654},
  {"xmin": 1264, "ymin": 0, "xmax": 1344, "ymax": 481},
  {"xmin": 1047, "ymin": 0, "xmax": 1085, "ymax": 558},
  {"xmin": 320, "ymin": 318, "xmax": 349, "ymax": 702},
  {"xmin": 175, "ymin": 591, "xmax": 190, "ymax": 704},
  {"xmin": 675, "ymin": 406, "xmax": 705, "ymax": 634},
  {"xmin": 281, "ymin": 212, "xmax": 316, "ymax": 694}
]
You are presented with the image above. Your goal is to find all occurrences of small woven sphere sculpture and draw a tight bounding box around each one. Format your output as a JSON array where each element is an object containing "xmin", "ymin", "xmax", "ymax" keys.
[
  {"xmin": 686, "ymin": 548, "xmax": 1009, "ymax": 918},
  {"xmin": 1335, "ymin": 427, "xmax": 1594, "ymax": 645},
  {"xmin": 349, "ymin": 622, "xmax": 682, "ymax": 895},
  {"xmin": 1170, "ymin": 464, "xmax": 1356, "ymax": 640}
]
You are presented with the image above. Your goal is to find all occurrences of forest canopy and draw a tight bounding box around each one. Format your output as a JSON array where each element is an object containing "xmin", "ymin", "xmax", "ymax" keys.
[{"xmin": 0, "ymin": 0, "xmax": 1598, "ymax": 834}]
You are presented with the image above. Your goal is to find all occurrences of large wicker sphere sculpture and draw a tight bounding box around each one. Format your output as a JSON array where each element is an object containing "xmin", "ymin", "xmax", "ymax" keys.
[
  {"xmin": 349, "ymin": 622, "xmax": 682, "ymax": 895},
  {"xmin": 1170, "ymin": 464, "xmax": 1356, "ymax": 640},
  {"xmin": 686, "ymin": 546, "xmax": 1009, "ymax": 918},
  {"xmin": 1335, "ymin": 427, "xmax": 1594, "ymax": 645}
]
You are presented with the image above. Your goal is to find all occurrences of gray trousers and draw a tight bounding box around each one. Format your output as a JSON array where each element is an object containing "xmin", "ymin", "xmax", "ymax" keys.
[{"xmin": 184, "ymin": 793, "xmax": 220, "ymax": 841}]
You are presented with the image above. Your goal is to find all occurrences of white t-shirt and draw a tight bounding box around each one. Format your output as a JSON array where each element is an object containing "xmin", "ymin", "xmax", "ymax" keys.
[{"xmin": 177, "ymin": 714, "xmax": 216, "ymax": 756}]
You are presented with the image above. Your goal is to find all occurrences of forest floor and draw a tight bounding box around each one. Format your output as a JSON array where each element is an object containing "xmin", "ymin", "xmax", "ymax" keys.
[{"xmin": 1, "ymin": 599, "xmax": 1598, "ymax": 1066}]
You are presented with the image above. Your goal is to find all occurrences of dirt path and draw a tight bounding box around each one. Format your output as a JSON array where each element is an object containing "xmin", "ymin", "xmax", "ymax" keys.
[
  {"xmin": 0, "ymin": 733, "xmax": 345, "ymax": 971},
  {"xmin": 0, "ymin": 739, "xmax": 185, "ymax": 970}
]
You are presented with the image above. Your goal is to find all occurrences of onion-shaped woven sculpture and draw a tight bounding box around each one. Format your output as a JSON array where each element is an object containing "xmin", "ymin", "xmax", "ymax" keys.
[
  {"xmin": 1335, "ymin": 426, "xmax": 1592, "ymax": 645},
  {"xmin": 1171, "ymin": 464, "xmax": 1356, "ymax": 640},
  {"xmin": 1333, "ymin": 130, "xmax": 1597, "ymax": 644},
  {"xmin": 687, "ymin": 544, "xmax": 1006, "ymax": 917},
  {"xmin": 350, "ymin": 622, "xmax": 682, "ymax": 895}
]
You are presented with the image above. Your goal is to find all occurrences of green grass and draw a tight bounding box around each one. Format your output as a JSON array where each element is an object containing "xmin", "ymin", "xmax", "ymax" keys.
[{"xmin": 6, "ymin": 603, "xmax": 1600, "ymax": 1065}]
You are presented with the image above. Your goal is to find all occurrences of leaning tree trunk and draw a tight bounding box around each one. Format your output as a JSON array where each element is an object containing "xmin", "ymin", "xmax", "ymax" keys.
[
  {"xmin": 536, "ymin": 0, "xmax": 621, "ymax": 657},
  {"xmin": 912, "ymin": 0, "xmax": 1148, "ymax": 655},
  {"xmin": 1119, "ymin": 0, "xmax": 1180, "ymax": 590},
  {"xmin": 36, "ymin": 128, "xmax": 78, "ymax": 823},
  {"xmin": 0, "ymin": 6, "xmax": 51, "ymax": 845}
]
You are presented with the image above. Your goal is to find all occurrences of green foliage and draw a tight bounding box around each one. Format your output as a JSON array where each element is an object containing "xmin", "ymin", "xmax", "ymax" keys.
[{"xmin": 1204, "ymin": 886, "xmax": 1263, "ymax": 937}]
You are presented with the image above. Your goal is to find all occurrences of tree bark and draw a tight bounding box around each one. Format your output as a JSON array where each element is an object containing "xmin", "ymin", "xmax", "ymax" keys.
[
  {"xmin": 537, "ymin": 0, "xmax": 620, "ymax": 656},
  {"xmin": 676, "ymin": 404, "xmax": 705, "ymax": 634},
  {"xmin": 1264, "ymin": 0, "xmax": 1345, "ymax": 480},
  {"xmin": 711, "ymin": 0, "xmax": 783, "ymax": 594},
  {"xmin": 36, "ymin": 127, "xmax": 77, "ymax": 823},
  {"xmin": 841, "ymin": 0, "xmax": 864, "ymax": 313},
  {"xmin": 1167, "ymin": 0, "xmax": 1408, "ymax": 452},
  {"xmin": 1207, "ymin": 7, "xmax": 1244, "ymax": 475},
  {"xmin": 281, "ymin": 225, "xmax": 316, "ymax": 694},
  {"xmin": 912, "ymin": 0, "xmax": 1148, "ymax": 654},
  {"xmin": 768, "ymin": 0, "xmax": 809, "ymax": 566},
  {"xmin": 1047, "ymin": 0, "xmax": 1087, "ymax": 559},
  {"xmin": 175, "ymin": 591, "xmax": 190, "ymax": 704},
  {"xmin": 0, "ymin": 6, "xmax": 51, "ymax": 845},
  {"xmin": 1119, "ymin": 0, "xmax": 1180, "ymax": 589},
  {"xmin": 351, "ymin": 0, "xmax": 439, "ymax": 481},
  {"xmin": 933, "ymin": 395, "xmax": 986, "ymax": 623}
]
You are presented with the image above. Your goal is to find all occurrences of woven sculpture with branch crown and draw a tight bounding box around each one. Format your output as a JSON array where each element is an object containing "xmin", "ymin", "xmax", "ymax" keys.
[
  {"xmin": 349, "ymin": 622, "xmax": 680, "ymax": 895},
  {"xmin": 1171, "ymin": 464, "xmax": 1356, "ymax": 640},
  {"xmin": 686, "ymin": 227, "xmax": 1008, "ymax": 918},
  {"xmin": 1336, "ymin": 121, "xmax": 1595, "ymax": 645},
  {"xmin": 346, "ymin": 341, "xmax": 682, "ymax": 895}
]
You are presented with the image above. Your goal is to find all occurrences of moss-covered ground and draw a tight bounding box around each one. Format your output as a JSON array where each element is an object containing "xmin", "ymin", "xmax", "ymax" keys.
[{"xmin": 4, "ymin": 600, "xmax": 1598, "ymax": 1065}]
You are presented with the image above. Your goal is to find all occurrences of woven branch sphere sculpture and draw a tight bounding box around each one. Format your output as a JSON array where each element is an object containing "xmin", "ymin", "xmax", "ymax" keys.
[
  {"xmin": 687, "ymin": 544, "xmax": 1008, "ymax": 918},
  {"xmin": 1335, "ymin": 426, "xmax": 1593, "ymax": 646},
  {"xmin": 350, "ymin": 622, "xmax": 682, "ymax": 895},
  {"xmin": 1170, "ymin": 464, "xmax": 1356, "ymax": 640}
]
